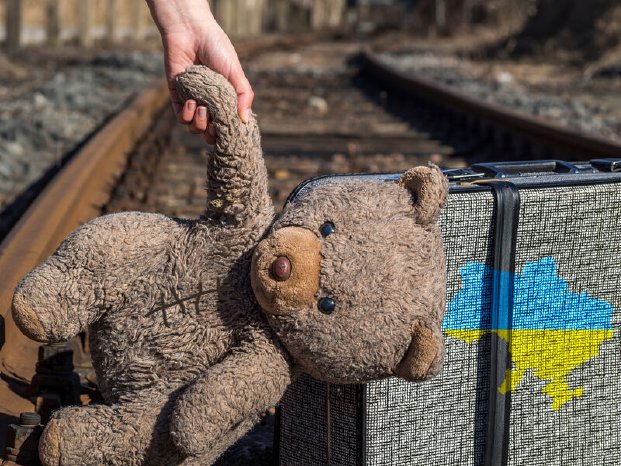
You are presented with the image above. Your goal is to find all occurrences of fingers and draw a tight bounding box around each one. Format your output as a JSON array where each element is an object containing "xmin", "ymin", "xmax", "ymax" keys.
[
  {"xmin": 179, "ymin": 100, "xmax": 216, "ymax": 144},
  {"xmin": 167, "ymin": 57, "xmax": 215, "ymax": 143},
  {"xmin": 180, "ymin": 99, "xmax": 197, "ymax": 124}
]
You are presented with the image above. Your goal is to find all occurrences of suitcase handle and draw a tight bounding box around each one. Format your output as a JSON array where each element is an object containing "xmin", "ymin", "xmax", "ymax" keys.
[
  {"xmin": 591, "ymin": 158, "xmax": 621, "ymax": 172},
  {"xmin": 470, "ymin": 160, "xmax": 579, "ymax": 178}
]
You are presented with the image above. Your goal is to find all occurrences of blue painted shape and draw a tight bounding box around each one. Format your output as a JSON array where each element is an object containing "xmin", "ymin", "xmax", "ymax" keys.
[
  {"xmin": 443, "ymin": 262, "xmax": 493, "ymax": 331},
  {"xmin": 442, "ymin": 257, "xmax": 614, "ymax": 331}
]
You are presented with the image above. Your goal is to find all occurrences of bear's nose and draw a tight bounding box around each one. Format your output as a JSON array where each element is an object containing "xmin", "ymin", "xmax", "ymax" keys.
[{"xmin": 271, "ymin": 256, "xmax": 292, "ymax": 281}]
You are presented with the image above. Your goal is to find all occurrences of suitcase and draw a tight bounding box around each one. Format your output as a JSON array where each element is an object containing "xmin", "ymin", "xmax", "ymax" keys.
[{"xmin": 275, "ymin": 159, "xmax": 621, "ymax": 466}]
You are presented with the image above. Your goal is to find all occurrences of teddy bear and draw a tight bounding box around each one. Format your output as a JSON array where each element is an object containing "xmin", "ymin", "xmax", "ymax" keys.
[{"xmin": 11, "ymin": 66, "xmax": 449, "ymax": 466}]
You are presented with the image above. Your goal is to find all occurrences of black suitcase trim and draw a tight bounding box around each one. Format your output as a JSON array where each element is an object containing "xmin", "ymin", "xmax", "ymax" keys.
[{"xmin": 477, "ymin": 181, "xmax": 520, "ymax": 466}]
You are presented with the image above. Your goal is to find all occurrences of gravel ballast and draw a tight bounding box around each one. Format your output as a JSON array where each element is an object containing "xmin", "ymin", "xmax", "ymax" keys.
[{"xmin": 0, "ymin": 51, "xmax": 163, "ymax": 216}]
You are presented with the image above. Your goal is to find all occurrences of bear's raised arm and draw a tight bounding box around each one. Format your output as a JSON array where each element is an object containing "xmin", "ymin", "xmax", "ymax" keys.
[{"xmin": 176, "ymin": 67, "xmax": 273, "ymax": 230}]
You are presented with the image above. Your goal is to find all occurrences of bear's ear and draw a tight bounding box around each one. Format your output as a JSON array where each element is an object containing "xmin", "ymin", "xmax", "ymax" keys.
[{"xmin": 399, "ymin": 164, "xmax": 448, "ymax": 224}]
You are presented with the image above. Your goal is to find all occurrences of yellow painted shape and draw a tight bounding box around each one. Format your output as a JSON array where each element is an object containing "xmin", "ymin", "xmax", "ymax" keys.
[{"xmin": 446, "ymin": 329, "xmax": 614, "ymax": 410}]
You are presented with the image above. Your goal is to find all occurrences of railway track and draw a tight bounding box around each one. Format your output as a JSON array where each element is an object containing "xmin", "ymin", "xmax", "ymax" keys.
[
  {"xmin": 0, "ymin": 36, "xmax": 619, "ymax": 465},
  {"xmin": 359, "ymin": 49, "xmax": 621, "ymax": 161}
]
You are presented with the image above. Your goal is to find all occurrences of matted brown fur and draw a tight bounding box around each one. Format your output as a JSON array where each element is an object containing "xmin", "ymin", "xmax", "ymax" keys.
[{"xmin": 12, "ymin": 66, "xmax": 448, "ymax": 466}]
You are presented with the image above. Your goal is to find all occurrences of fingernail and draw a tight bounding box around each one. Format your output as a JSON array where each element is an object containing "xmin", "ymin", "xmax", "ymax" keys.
[
  {"xmin": 242, "ymin": 108, "xmax": 252, "ymax": 124},
  {"xmin": 208, "ymin": 125, "xmax": 216, "ymax": 137},
  {"xmin": 198, "ymin": 107, "xmax": 207, "ymax": 119},
  {"xmin": 187, "ymin": 101, "xmax": 196, "ymax": 111}
]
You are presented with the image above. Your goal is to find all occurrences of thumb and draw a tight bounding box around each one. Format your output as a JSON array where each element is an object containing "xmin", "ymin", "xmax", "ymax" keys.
[{"xmin": 229, "ymin": 70, "xmax": 254, "ymax": 124}]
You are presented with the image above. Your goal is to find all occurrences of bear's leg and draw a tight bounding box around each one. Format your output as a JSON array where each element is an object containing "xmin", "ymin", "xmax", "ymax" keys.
[
  {"xmin": 39, "ymin": 390, "xmax": 182, "ymax": 466},
  {"xmin": 394, "ymin": 320, "xmax": 445, "ymax": 382},
  {"xmin": 170, "ymin": 337, "xmax": 293, "ymax": 460}
]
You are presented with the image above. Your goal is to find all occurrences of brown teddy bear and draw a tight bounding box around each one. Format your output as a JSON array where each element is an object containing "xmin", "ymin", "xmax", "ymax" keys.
[{"xmin": 11, "ymin": 66, "xmax": 448, "ymax": 466}]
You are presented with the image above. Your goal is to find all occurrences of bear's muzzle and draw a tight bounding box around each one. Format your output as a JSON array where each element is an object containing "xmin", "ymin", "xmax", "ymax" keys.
[{"xmin": 251, "ymin": 227, "xmax": 321, "ymax": 316}]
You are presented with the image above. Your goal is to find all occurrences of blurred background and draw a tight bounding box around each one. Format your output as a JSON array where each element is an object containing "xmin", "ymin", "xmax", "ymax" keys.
[
  {"xmin": 0, "ymin": 1, "xmax": 620, "ymax": 62},
  {"xmin": 1, "ymin": 0, "xmax": 619, "ymax": 214}
]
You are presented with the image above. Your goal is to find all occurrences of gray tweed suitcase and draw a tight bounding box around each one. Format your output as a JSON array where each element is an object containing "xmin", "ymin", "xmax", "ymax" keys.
[{"xmin": 275, "ymin": 159, "xmax": 621, "ymax": 466}]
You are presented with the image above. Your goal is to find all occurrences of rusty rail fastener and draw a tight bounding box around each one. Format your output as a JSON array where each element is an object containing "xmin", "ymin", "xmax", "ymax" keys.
[
  {"xmin": 29, "ymin": 343, "xmax": 81, "ymax": 423},
  {"xmin": 3, "ymin": 412, "xmax": 43, "ymax": 465}
]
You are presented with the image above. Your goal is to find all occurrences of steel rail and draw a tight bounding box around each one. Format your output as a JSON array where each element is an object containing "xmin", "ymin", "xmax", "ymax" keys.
[{"xmin": 359, "ymin": 49, "xmax": 621, "ymax": 159}]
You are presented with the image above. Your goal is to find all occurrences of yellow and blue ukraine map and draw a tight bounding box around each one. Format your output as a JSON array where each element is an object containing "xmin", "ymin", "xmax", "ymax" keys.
[{"xmin": 442, "ymin": 257, "xmax": 615, "ymax": 411}]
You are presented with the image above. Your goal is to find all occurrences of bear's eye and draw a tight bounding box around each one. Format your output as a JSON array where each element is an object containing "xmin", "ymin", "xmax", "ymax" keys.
[
  {"xmin": 318, "ymin": 297, "xmax": 336, "ymax": 314},
  {"xmin": 320, "ymin": 222, "xmax": 335, "ymax": 237}
]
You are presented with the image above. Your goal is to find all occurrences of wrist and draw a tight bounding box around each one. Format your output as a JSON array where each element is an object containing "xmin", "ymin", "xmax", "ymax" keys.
[{"xmin": 146, "ymin": 0, "xmax": 214, "ymax": 36}]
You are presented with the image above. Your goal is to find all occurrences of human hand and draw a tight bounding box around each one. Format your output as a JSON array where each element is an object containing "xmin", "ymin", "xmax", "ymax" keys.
[{"xmin": 147, "ymin": 0, "xmax": 254, "ymax": 144}]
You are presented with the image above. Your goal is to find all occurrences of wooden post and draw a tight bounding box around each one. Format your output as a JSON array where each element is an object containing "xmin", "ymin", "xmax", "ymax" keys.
[
  {"xmin": 107, "ymin": 0, "xmax": 119, "ymax": 43},
  {"xmin": 131, "ymin": 0, "xmax": 144, "ymax": 42},
  {"xmin": 78, "ymin": 0, "xmax": 94, "ymax": 47},
  {"xmin": 217, "ymin": 0, "xmax": 237, "ymax": 37},
  {"xmin": 309, "ymin": 0, "xmax": 325, "ymax": 31},
  {"xmin": 462, "ymin": 0, "xmax": 473, "ymax": 29},
  {"xmin": 5, "ymin": 0, "xmax": 21, "ymax": 55},
  {"xmin": 274, "ymin": 0, "xmax": 289, "ymax": 32},
  {"xmin": 289, "ymin": 1, "xmax": 310, "ymax": 32},
  {"xmin": 435, "ymin": 0, "xmax": 446, "ymax": 31},
  {"xmin": 232, "ymin": 0, "xmax": 244, "ymax": 38},
  {"xmin": 230, "ymin": 0, "xmax": 242, "ymax": 37},
  {"xmin": 246, "ymin": 0, "xmax": 263, "ymax": 37},
  {"xmin": 254, "ymin": 0, "xmax": 263, "ymax": 36},
  {"xmin": 326, "ymin": 0, "xmax": 345, "ymax": 28},
  {"xmin": 46, "ymin": 0, "xmax": 61, "ymax": 47},
  {"xmin": 262, "ymin": 0, "xmax": 272, "ymax": 32},
  {"xmin": 237, "ymin": 0, "xmax": 257, "ymax": 38}
]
